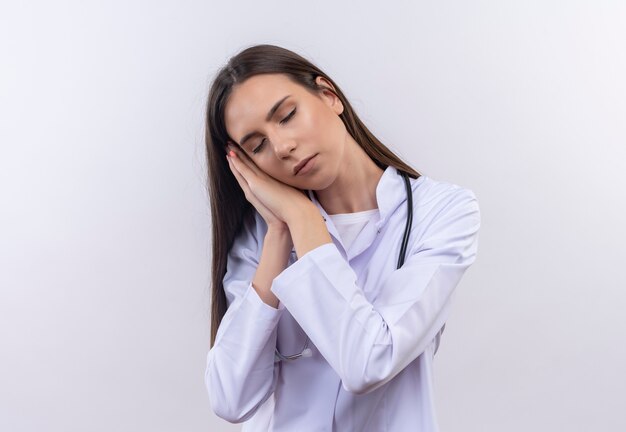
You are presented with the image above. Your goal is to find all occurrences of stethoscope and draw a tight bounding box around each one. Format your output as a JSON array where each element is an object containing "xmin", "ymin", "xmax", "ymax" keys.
[{"xmin": 275, "ymin": 170, "xmax": 414, "ymax": 361}]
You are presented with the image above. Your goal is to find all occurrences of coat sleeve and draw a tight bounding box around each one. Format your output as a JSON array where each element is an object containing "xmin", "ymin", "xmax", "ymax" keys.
[
  {"xmin": 270, "ymin": 187, "xmax": 481, "ymax": 395},
  {"xmin": 205, "ymin": 213, "xmax": 285, "ymax": 423}
]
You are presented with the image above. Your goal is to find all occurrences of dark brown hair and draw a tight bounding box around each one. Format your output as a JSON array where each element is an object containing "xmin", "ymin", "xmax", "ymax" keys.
[{"xmin": 205, "ymin": 44, "xmax": 421, "ymax": 347}]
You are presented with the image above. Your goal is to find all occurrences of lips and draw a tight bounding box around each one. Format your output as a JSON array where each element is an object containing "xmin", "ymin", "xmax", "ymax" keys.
[{"xmin": 293, "ymin": 155, "xmax": 316, "ymax": 175}]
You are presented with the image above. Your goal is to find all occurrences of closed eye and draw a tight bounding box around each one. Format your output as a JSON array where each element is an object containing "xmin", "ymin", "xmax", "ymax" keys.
[
  {"xmin": 252, "ymin": 108, "xmax": 297, "ymax": 154},
  {"xmin": 280, "ymin": 107, "xmax": 296, "ymax": 125}
]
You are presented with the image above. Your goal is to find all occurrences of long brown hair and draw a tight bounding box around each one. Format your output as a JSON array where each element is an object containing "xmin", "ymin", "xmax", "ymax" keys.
[{"xmin": 205, "ymin": 44, "xmax": 421, "ymax": 347}]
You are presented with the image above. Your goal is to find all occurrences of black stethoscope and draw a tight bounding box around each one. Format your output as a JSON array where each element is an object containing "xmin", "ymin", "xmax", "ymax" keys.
[{"xmin": 275, "ymin": 170, "xmax": 413, "ymax": 361}]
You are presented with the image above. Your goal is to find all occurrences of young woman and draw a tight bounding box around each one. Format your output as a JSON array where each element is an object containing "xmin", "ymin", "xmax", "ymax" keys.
[{"xmin": 204, "ymin": 44, "xmax": 481, "ymax": 431}]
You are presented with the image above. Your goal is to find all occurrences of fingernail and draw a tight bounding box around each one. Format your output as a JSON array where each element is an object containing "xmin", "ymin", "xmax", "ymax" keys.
[{"xmin": 229, "ymin": 150, "xmax": 235, "ymax": 157}]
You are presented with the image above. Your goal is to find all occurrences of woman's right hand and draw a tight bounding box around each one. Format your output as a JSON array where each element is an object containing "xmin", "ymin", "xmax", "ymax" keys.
[{"xmin": 226, "ymin": 146, "xmax": 292, "ymax": 239}]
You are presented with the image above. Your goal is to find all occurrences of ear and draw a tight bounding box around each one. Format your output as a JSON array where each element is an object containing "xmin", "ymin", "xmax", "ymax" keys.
[{"xmin": 315, "ymin": 76, "xmax": 344, "ymax": 115}]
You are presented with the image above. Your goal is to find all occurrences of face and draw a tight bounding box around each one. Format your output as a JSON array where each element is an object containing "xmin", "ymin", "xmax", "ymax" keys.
[{"xmin": 223, "ymin": 73, "xmax": 347, "ymax": 190}]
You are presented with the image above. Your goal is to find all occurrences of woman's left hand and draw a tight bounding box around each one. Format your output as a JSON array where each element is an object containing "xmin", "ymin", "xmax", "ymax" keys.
[{"xmin": 226, "ymin": 142, "xmax": 315, "ymax": 224}]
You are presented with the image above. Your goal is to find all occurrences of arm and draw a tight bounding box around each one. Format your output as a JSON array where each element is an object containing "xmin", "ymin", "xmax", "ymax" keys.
[
  {"xmin": 205, "ymin": 215, "xmax": 291, "ymax": 423},
  {"xmin": 252, "ymin": 227, "xmax": 292, "ymax": 308},
  {"xmin": 286, "ymin": 202, "xmax": 333, "ymax": 260},
  {"xmin": 272, "ymin": 188, "xmax": 481, "ymax": 395}
]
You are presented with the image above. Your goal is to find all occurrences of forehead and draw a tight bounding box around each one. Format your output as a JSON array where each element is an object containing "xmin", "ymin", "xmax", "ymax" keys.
[{"xmin": 224, "ymin": 74, "xmax": 305, "ymax": 141}]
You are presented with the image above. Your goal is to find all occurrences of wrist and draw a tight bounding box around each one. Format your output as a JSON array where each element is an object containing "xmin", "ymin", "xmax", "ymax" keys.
[
  {"xmin": 286, "ymin": 202, "xmax": 332, "ymax": 259},
  {"xmin": 266, "ymin": 223, "xmax": 290, "ymax": 239},
  {"xmin": 265, "ymin": 224, "xmax": 293, "ymax": 250},
  {"xmin": 284, "ymin": 201, "xmax": 320, "ymax": 227}
]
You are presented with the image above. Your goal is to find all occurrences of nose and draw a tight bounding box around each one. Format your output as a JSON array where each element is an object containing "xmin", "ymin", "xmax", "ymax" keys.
[{"xmin": 271, "ymin": 133, "xmax": 296, "ymax": 159}]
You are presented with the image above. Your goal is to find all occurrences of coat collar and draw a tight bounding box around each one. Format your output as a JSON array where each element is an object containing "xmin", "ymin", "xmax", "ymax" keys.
[
  {"xmin": 306, "ymin": 165, "xmax": 418, "ymax": 231},
  {"xmin": 303, "ymin": 165, "xmax": 423, "ymax": 261}
]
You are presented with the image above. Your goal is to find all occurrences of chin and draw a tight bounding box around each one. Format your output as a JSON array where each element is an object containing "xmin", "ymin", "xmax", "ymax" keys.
[
  {"xmin": 301, "ymin": 171, "xmax": 337, "ymax": 192},
  {"xmin": 291, "ymin": 156, "xmax": 339, "ymax": 190}
]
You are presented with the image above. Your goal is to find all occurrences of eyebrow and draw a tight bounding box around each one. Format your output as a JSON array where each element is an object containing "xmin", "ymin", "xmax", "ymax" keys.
[{"xmin": 238, "ymin": 95, "xmax": 291, "ymax": 147}]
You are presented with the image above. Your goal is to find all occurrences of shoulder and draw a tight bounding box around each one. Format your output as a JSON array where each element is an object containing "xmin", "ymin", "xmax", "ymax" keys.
[
  {"xmin": 222, "ymin": 211, "xmax": 269, "ymax": 306},
  {"xmin": 411, "ymin": 174, "xmax": 478, "ymax": 215},
  {"xmin": 412, "ymin": 174, "xmax": 476, "ymax": 202},
  {"xmin": 408, "ymin": 175, "xmax": 480, "ymax": 242},
  {"xmin": 223, "ymin": 210, "xmax": 302, "ymax": 305},
  {"xmin": 228, "ymin": 210, "xmax": 269, "ymax": 261}
]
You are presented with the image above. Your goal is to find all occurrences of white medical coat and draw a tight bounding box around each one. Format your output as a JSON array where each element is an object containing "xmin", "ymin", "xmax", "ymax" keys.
[{"xmin": 205, "ymin": 166, "xmax": 481, "ymax": 431}]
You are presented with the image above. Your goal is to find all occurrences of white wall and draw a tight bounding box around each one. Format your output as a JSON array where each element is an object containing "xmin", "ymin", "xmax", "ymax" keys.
[{"xmin": 1, "ymin": 1, "xmax": 624, "ymax": 431}]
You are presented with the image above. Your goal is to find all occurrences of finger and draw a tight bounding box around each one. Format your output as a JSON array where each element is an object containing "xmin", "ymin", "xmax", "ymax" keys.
[
  {"xmin": 227, "ymin": 148, "xmax": 258, "ymax": 183},
  {"xmin": 229, "ymin": 157, "xmax": 279, "ymax": 226},
  {"xmin": 227, "ymin": 154, "xmax": 246, "ymax": 186},
  {"xmin": 227, "ymin": 155, "xmax": 252, "ymax": 197},
  {"xmin": 227, "ymin": 141, "xmax": 264, "ymax": 177}
]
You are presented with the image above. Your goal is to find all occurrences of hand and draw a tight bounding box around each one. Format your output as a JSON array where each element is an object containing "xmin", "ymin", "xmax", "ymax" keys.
[
  {"xmin": 225, "ymin": 141, "xmax": 312, "ymax": 230},
  {"xmin": 225, "ymin": 142, "xmax": 285, "ymax": 231}
]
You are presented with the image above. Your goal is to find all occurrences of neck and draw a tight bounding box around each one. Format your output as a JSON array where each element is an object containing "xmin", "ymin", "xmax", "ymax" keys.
[{"xmin": 313, "ymin": 138, "xmax": 384, "ymax": 215}]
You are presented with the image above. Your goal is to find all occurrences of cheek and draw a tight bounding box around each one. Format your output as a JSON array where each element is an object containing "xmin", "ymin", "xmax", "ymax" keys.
[
  {"xmin": 306, "ymin": 106, "xmax": 340, "ymax": 143},
  {"xmin": 257, "ymin": 160, "xmax": 288, "ymax": 182},
  {"xmin": 295, "ymin": 113, "xmax": 312, "ymax": 141}
]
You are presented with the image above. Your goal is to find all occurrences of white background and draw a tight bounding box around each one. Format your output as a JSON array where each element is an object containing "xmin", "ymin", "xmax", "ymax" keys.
[{"xmin": 1, "ymin": 1, "xmax": 625, "ymax": 431}]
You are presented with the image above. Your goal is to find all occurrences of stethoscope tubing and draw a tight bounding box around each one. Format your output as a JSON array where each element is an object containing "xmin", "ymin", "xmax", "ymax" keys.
[{"xmin": 275, "ymin": 170, "xmax": 413, "ymax": 362}]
